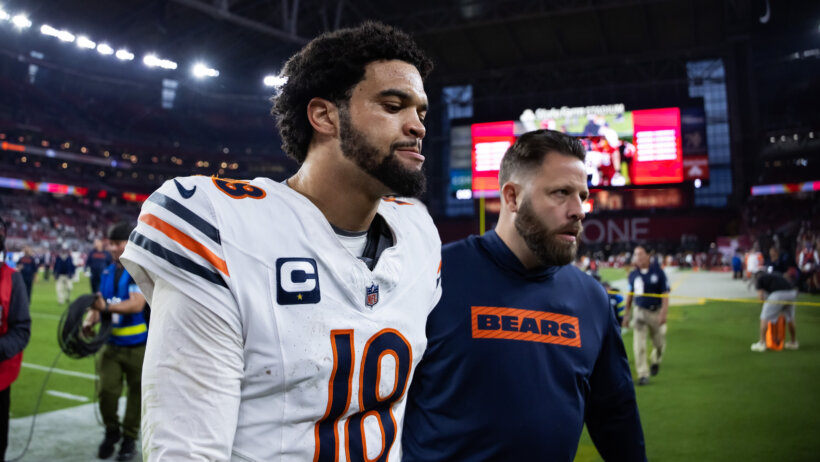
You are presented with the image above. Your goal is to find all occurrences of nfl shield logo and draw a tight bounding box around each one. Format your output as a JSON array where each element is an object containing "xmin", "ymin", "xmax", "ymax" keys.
[{"xmin": 365, "ymin": 284, "xmax": 379, "ymax": 308}]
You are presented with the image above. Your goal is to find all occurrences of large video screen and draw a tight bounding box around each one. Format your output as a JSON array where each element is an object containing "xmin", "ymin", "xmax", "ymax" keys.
[{"xmin": 469, "ymin": 104, "xmax": 708, "ymax": 197}]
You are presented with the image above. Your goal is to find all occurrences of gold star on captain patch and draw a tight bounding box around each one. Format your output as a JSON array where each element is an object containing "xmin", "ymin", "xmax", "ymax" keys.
[{"xmin": 297, "ymin": 294, "xmax": 303, "ymax": 300}]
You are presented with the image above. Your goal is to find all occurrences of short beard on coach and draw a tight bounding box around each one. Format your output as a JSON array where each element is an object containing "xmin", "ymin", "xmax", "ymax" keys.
[
  {"xmin": 338, "ymin": 104, "xmax": 426, "ymax": 198},
  {"xmin": 514, "ymin": 195, "xmax": 583, "ymax": 267}
]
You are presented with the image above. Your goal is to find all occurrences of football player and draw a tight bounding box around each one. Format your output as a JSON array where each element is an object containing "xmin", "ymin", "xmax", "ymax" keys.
[{"xmin": 121, "ymin": 22, "xmax": 441, "ymax": 461}]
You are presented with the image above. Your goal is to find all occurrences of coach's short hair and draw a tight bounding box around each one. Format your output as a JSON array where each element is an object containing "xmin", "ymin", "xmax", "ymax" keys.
[
  {"xmin": 498, "ymin": 129, "xmax": 586, "ymax": 186},
  {"xmin": 271, "ymin": 21, "xmax": 433, "ymax": 164}
]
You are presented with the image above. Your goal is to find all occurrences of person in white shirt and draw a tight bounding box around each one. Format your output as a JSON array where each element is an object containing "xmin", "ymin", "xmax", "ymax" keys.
[
  {"xmin": 745, "ymin": 243, "xmax": 764, "ymax": 280},
  {"xmin": 122, "ymin": 21, "xmax": 441, "ymax": 461}
]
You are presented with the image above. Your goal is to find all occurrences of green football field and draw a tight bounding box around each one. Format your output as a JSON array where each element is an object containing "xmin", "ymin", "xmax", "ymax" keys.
[
  {"xmin": 12, "ymin": 273, "xmax": 98, "ymax": 420},
  {"xmin": 11, "ymin": 270, "xmax": 820, "ymax": 461},
  {"xmin": 575, "ymin": 268, "xmax": 820, "ymax": 461}
]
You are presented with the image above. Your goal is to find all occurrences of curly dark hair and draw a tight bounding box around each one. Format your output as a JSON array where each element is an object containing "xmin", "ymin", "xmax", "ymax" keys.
[{"xmin": 271, "ymin": 21, "xmax": 433, "ymax": 164}]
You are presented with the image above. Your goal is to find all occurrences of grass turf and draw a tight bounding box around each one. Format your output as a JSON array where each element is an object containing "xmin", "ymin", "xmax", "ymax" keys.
[
  {"xmin": 11, "ymin": 270, "xmax": 820, "ymax": 461},
  {"xmin": 575, "ymin": 274, "xmax": 820, "ymax": 461},
  {"xmin": 11, "ymin": 273, "xmax": 98, "ymax": 419}
]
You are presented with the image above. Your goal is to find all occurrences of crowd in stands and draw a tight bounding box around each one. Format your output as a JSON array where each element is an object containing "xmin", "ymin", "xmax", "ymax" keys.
[
  {"xmin": 2, "ymin": 190, "xmax": 140, "ymax": 270},
  {"xmin": 742, "ymin": 194, "xmax": 820, "ymax": 293},
  {"xmin": 573, "ymin": 193, "xmax": 820, "ymax": 294},
  {"xmin": 0, "ymin": 129, "xmax": 264, "ymax": 195}
]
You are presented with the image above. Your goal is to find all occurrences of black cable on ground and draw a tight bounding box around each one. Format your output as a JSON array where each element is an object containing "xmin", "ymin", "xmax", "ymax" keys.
[
  {"xmin": 6, "ymin": 350, "xmax": 62, "ymax": 462},
  {"xmin": 57, "ymin": 294, "xmax": 111, "ymax": 359},
  {"xmin": 7, "ymin": 295, "xmax": 112, "ymax": 460}
]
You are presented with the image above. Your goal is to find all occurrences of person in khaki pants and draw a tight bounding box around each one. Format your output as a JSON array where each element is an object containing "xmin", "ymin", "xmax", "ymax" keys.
[
  {"xmin": 622, "ymin": 246, "xmax": 670, "ymax": 386},
  {"xmin": 84, "ymin": 223, "xmax": 147, "ymax": 461},
  {"xmin": 53, "ymin": 248, "xmax": 75, "ymax": 304}
]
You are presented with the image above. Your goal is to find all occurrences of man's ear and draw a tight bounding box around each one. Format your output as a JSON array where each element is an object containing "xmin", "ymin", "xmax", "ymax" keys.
[
  {"xmin": 501, "ymin": 181, "xmax": 522, "ymax": 213},
  {"xmin": 306, "ymin": 97, "xmax": 339, "ymax": 136}
]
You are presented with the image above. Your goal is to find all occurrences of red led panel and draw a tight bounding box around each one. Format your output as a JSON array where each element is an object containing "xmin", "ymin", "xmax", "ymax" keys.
[
  {"xmin": 631, "ymin": 108, "xmax": 683, "ymax": 185},
  {"xmin": 471, "ymin": 121, "xmax": 516, "ymax": 198}
]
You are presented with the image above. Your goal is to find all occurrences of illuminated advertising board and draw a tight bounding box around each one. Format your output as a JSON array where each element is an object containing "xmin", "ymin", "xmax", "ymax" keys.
[
  {"xmin": 519, "ymin": 105, "xmax": 684, "ymax": 186},
  {"xmin": 471, "ymin": 121, "xmax": 516, "ymax": 198},
  {"xmin": 468, "ymin": 104, "xmax": 703, "ymax": 197},
  {"xmin": 630, "ymin": 107, "xmax": 684, "ymax": 185}
]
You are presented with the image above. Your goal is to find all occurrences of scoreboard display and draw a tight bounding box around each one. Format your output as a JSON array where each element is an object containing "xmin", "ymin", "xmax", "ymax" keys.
[
  {"xmin": 467, "ymin": 104, "xmax": 706, "ymax": 199},
  {"xmin": 471, "ymin": 121, "xmax": 516, "ymax": 198},
  {"xmin": 630, "ymin": 107, "xmax": 684, "ymax": 185}
]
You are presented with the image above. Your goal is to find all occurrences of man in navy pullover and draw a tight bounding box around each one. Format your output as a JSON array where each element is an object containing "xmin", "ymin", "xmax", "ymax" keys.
[
  {"xmin": 52, "ymin": 248, "xmax": 75, "ymax": 305},
  {"xmin": 403, "ymin": 129, "xmax": 645, "ymax": 461},
  {"xmin": 85, "ymin": 239, "xmax": 112, "ymax": 294}
]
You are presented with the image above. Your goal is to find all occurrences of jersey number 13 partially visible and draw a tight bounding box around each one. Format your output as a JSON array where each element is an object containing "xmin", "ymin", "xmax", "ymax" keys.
[{"xmin": 314, "ymin": 329, "xmax": 412, "ymax": 462}]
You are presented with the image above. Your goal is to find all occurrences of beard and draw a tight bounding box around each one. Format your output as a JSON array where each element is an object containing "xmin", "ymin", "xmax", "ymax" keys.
[
  {"xmin": 514, "ymin": 197, "xmax": 582, "ymax": 267},
  {"xmin": 338, "ymin": 108, "xmax": 426, "ymax": 198}
]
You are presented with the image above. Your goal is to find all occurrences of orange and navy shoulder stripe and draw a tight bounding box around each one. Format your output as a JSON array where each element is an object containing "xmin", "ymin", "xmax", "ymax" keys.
[
  {"xmin": 128, "ymin": 191, "xmax": 229, "ymax": 289},
  {"xmin": 145, "ymin": 192, "xmax": 221, "ymax": 244},
  {"xmin": 382, "ymin": 197, "xmax": 413, "ymax": 205}
]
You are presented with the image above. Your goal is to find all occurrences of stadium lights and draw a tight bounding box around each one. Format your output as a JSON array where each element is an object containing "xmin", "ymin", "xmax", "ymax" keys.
[
  {"xmin": 2, "ymin": 11, "xmax": 307, "ymax": 92},
  {"xmin": 41, "ymin": 24, "xmax": 75, "ymax": 42},
  {"xmin": 96, "ymin": 43, "xmax": 114, "ymax": 55},
  {"xmin": 40, "ymin": 24, "xmax": 57, "ymax": 36},
  {"xmin": 143, "ymin": 54, "xmax": 177, "ymax": 70},
  {"xmin": 192, "ymin": 62, "xmax": 219, "ymax": 78},
  {"xmin": 143, "ymin": 54, "xmax": 160, "ymax": 67},
  {"xmin": 115, "ymin": 49, "xmax": 134, "ymax": 61},
  {"xmin": 11, "ymin": 14, "xmax": 31, "ymax": 29},
  {"xmin": 57, "ymin": 30, "xmax": 75, "ymax": 42},
  {"xmin": 77, "ymin": 36, "xmax": 96, "ymax": 49},
  {"xmin": 263, "ymin": 75, "xmax": 288, "ymax": 87}
]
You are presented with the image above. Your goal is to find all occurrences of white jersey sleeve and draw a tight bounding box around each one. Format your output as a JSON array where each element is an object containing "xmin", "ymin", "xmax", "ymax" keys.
[
  {"xmin": 121, "ymin": 176, "xmax": 239, "ymax": 331},
  {"xmin": 140, "ymin": 273, "xmax": 243, "ymax": 461}
]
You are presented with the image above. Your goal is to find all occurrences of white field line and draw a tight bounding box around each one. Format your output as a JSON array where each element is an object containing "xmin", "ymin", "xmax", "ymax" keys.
[
  {"xmin": 46, "ymin": 390, "xmax": 89, "ymax": 402},
  {"xmin": 30, "ymin": 312, "xmax": 61, "ymax": 321},
  {"xmin": 22, "ymin": 362, "xmax": 97, "ymax": 380}
]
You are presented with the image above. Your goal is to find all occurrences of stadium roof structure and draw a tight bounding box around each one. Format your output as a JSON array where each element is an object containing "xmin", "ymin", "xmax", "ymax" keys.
[
  {"xmin": 1, "ymin": 0, "xmax": 817, "ymax": 201},
  {"xmin": 1, "ymin": 0, "xmax": 815, "ymax": 93}
]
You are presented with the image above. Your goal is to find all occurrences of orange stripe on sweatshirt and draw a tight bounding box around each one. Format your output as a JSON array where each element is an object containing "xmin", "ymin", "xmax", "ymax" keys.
[
  {"xmin": 139, "ymin": 213, "xmax": 229, "ymax": 277},
  {"xmin": 471, "ymin": 306, "xmax": 581, "ymax": 348}
]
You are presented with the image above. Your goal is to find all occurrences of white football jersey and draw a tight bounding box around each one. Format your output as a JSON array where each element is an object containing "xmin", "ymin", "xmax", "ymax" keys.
[{"xmin": 121, "ymin": 175, "xmax": 442, "ymax": 461}]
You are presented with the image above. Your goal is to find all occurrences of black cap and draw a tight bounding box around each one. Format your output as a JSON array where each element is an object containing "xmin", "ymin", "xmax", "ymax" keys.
[{"xmin": 108, "ymin": 222, "xmax": 134, "ymax": 241}]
